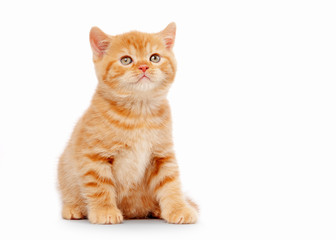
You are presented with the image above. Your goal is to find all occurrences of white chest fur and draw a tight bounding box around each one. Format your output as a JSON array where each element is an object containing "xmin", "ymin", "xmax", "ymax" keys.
[{"xmin": 113, "ymin": 138, "xmax": 152, "ymax": 191}]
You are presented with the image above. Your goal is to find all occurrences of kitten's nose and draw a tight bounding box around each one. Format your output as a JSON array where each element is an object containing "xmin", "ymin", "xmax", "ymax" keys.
[{"xmin": 138, "ymin": 65, "xmax": 149, "ymax": 72}]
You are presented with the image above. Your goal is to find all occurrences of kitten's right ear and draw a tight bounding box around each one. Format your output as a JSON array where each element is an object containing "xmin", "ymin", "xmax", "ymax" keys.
[{"xmin": 89, "ymin": 27, "xmax": 110, "ymax": 59}]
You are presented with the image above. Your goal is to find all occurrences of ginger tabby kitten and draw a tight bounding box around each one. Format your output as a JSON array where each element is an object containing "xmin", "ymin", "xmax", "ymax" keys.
[{"xmin": 58, "ymin": 23, "xmax": 198, "ymax": 224}]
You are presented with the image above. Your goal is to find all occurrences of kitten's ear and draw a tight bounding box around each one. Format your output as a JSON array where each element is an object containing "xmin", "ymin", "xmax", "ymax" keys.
[
  {"xmin": 89, "ymin": 27, "xmax": 110, "ymax": 58},
  {"xmin": 158, "ymin": 22, "xmax": 176, "ymax": 50}
]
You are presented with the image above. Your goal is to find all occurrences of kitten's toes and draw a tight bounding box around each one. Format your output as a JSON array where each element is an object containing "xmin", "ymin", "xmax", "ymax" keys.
[
  {"xmin": 62, "ymin": 204, "xmax": 86, "ymax": 220},
  {"xmin": 88, "ymin": 207, "xmax": 123, "ymax": 224},
  {"xmin": 162, "ymin": 205, "xmax": 198, "ymax": 224}
]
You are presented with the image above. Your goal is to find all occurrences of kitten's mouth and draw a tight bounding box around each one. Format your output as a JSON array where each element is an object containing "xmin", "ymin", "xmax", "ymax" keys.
[{"xmin": 136, "ymin": 75, "xmax": 152, "ymax": 83}]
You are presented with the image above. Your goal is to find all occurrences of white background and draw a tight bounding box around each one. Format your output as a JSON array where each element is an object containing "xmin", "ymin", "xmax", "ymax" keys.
[{"xmin": 0, "ymin": 0, "xmax": 335, "ymax": 239}]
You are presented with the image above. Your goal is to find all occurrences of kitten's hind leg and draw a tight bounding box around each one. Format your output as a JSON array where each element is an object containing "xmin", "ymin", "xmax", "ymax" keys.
[
  {"xmin": 62, "ymin": 202, "xmax": 87, "ymax": 220},
  {"xmin": 58, "ymin": 153, "xmax": 87, "ymax": 220}
]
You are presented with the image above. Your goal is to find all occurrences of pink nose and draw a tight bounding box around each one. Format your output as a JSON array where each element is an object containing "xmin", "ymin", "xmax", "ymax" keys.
[{"xmin": 139, "ymin": 65, "xmax": 149, "ymax": 72}]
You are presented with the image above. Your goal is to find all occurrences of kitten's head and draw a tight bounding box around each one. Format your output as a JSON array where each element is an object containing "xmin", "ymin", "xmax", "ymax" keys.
[{"xmin": 90, "ymin": 23, "xmax": 176, "ymax": 97}]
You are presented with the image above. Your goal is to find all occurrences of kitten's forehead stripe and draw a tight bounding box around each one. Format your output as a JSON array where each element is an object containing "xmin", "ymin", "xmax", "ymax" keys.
[
  {"xmin": 110, "ymin": 31, "xmax": 165, "ymax": 58},
  {"xmin": 146, "ymin": 42, "xmax": 150, "ymax": 53}
]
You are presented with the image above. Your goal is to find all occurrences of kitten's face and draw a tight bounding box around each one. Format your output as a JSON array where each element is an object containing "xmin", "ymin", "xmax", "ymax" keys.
[{"xmin": 90, "ymin": 23, "xmax": 176, "ymax": 96}]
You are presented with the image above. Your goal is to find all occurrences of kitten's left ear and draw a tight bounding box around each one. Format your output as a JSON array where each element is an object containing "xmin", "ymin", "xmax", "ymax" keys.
[
  {"xmin": 158, "ymin": 22, "xmax": 176, "ymax": 50},
  {"xmin": 89, "ymin": 26, "xmax": 111, "ymax": 59}
]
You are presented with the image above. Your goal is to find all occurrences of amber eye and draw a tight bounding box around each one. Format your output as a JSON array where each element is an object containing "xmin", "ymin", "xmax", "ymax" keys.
[
  {"xmin": 150, "ymin": 54, "xmax": 161, "ymax": 63},
  {"xmin": 120, "ymin": 56, "xmax": 133, "ymax": 65}
]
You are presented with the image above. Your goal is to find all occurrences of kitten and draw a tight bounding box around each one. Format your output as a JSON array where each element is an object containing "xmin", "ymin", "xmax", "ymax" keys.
[{"xmin": 58, "ymin": 23, "xmax": 198, "ymax": 224}]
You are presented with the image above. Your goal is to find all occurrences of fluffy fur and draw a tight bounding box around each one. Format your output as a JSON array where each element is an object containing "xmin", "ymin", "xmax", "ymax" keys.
[{"xmin": 58, "ymin": 23, "xmax": 198, "ymax": 224}]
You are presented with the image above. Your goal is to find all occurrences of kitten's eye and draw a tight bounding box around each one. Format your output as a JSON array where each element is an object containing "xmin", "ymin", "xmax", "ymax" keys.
[
  {"xmin": 150, "ymin": 54, "xmax": 161, "ymax": 63},
  {"xmin": 120, "ymin": 56, "xmax": 133, "ymax": 65}
]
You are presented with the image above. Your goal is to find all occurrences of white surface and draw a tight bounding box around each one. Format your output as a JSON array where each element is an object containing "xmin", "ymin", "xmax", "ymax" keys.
[{"xmin": 0, "ymin": 0, "xmax": 335, "ymax": 239}]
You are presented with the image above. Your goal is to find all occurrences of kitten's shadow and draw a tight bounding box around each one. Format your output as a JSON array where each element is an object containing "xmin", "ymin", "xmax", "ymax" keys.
[
  {"xmin": 62, "ymin": 217, "xmax": 198, "ymax": 237},
  {"xmin": 69, "ymin": 218, "xmax": 167, "ymax": 227},
  {"xmin": 120, "ymin": 219, "xmax": 167, "ymax": 226}
]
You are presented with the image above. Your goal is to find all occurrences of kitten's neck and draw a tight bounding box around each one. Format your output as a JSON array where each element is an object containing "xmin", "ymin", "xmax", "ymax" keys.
[{"xmin": 93, "ymin": 88, "xmax": 168, "ymax": 117}]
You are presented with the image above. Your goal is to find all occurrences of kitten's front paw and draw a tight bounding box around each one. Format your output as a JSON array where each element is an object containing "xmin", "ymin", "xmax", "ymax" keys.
[
  {"xmin": 88, "ymin": 207, "xmax": 123, "ymax": 224},
  {"xmin": 162, "ymin": 205, "xmax": 198, "ymax": 224}
]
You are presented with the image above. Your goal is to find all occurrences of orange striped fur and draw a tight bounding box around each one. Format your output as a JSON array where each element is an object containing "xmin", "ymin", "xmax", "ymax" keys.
[{"xmin": 58, "ymin": 23, "xmax": 198, "ymax": 224}]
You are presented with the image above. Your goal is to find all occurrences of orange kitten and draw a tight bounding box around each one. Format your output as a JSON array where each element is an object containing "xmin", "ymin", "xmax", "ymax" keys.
[{"xmin": 58, "ymin": 23, "xmax": 198, "ymax": 224}]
